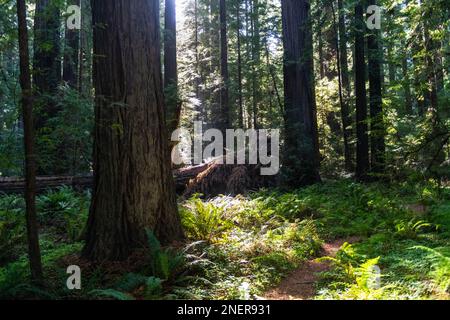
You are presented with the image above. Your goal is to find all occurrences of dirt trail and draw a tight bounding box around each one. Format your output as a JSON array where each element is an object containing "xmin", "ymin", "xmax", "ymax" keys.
[{"xmin": 264, "ymin": 238, "xmax": 359, "ymax": 300}]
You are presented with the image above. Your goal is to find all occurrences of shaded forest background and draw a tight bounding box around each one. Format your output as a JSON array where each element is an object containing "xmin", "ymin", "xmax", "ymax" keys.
[{"xmin": 1, "ymin": 0, "xmax": 449, "ymax": 180}]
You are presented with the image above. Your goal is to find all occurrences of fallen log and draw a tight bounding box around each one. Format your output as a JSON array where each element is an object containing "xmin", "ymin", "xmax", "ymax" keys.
[
  {"xmin": 0, "ymin": 161, "xmax": 277, "ymax": 197},
  {"xmin": 0, "ymin": 163, "xmax": 211, "ymax": 195}
]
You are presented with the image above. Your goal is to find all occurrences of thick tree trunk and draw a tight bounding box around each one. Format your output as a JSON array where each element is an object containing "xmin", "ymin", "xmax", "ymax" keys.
[
  {"xmin": 354, "ymin": 2, "xmax": 369, "ymax": 180},
  {"xmin": 281, "ymin": 0, "xmax": 320, "ymax": 187},
  {"xmin": 164, "ymin": 0, "xmax": 180, "ymax": 135},
  {"xmin": 63, "ymin": 0, "xmax": 80, "ymax": 88},
  {"xmin": 83, "ymin": 0, "xmax": 183, "ymax": 261},
  {"xmin": 367, "ymin": 0, "xmax": 385, "ymax": 175},
  {"xmin": 17, "ymin": 0, "xmax": 43, "ymax": 282},
  {"xmin": 219, "ymin": 0, "xmax": 230, "ymax": 132}
]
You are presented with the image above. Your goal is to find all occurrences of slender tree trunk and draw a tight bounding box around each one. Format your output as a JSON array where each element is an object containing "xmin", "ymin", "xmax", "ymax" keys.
[
  {"xmin": 17, "ymin": 0, "xmax": 43, "ymax": 283},
  {"xmin": 219, "ymin": 0, "xmax": 230, "ymax": 132},
  {"xmin": 194, "ymin": 0, "xmax": 200, "ymax": 123},
  {"xmin": 164, "ymin": 0, "xmax": 180, "ymax": 135},
  {"xmin": 281, "ymin": 0, "xmax": 321, "ymax": 187},
  {"xmin": 63, "ymin": 0, "xmax": 80, "ymax": 88},
  {"xmin": 83, "ymin": 0, "xmax": 183, "ymax": 261},
  {"xmin": 210, "ymin": 0, "xmax": 221, "ymax": 128},
  {"xmin": 335, "ymin": 0, "xmax": 354, "ymax": 172},
  {"xmin": 265, "ymin": 41, "xmax": 283, "ymax": 113},
  {"xmin": 423, "ymin": 16, "xmax": 439, "ymax": 122},
  {"xmin": 251, "ymin": 0, "xmax": 260, "ymax": 129},
  {"xmin": 354, "ymin": 1, "xmax": 369, "ymax": 180},
  {"xmin": 236, "ymin": 0, "xmax": 244, "ymax": 128},
  {"xmin": 367, "ymin": 0, "xmax": 385, "ymax": 175}
]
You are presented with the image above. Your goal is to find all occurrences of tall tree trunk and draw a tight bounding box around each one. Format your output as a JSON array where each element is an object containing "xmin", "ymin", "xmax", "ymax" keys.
[
  {"xmin": 33, "ymin": 0, "xmax": 62, "ymax": 174},
  {"xmin": 63, "ymin": 0, "xmax": 80, "ymax": 88},
  {"xmin": 194, "ymin": 0, "xmax": 201, "ymax": 123},
  {"xmin": 236, "ymin": 0, "xmax": 244, "ymax": 128},
  {"xmin": 78, "ymin": 0, "xmax": 93, "ymax": 95},
  {"xmin": 336, "ymin": 0, "xmax": 354, "ymax": 172},
  {"xmin": 164, "ymin": 0, "xmax": 181, "ymax": 135},
  {"xmin": 83, "ymin": 0, "xmax": 183, "ymax": 261},
  {"xmin": 219, "ymin": 0, "xmax": 230, "ymax": 132},
  {"xmin": 367, "ymin": 0, "xmax": 385, "ymax": 175},
  {"xmin": 164, "ymin": 0, "xmax": 180, "ymax": 135},
  {"xmin": 281, "ymin": 0, "xmax": 321, "ymax": 187},
  {"xmin": 354, "ymin": 1, "xmax": 369, "ymax": 180},
  {"xmin": 251, "ymin": 0, "xmax": 260, "ymax": 129},
  {"xmin": 422, "ymin": 14, "xmax": 439, "ymax": 122},
  {"xmin": 318, "ymin": 26, "xmax": 325, "ymax": 80},
  {"xmin": 210, "ymin": 0, "xmax": 221, "ymax": 129},
  {"xmin": 33, "ymin": 0, "xmax": 61, "ymax": 126},
  {"xmin": 17, "ymin": 0, "xmax": 43, "ymax": 282}
]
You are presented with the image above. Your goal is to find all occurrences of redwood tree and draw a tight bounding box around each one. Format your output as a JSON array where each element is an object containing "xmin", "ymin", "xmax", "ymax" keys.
[
  {"xmin": 33, "ymin": 0, "xmax": 61, "ymax": 127},
  {"xmin": 33, "ymin": 0, "xmax": 62, "ymax": 174},
  {"xmin": 354, "ymin": 1, "xmax": 369, "ymax": 180},
  {"xmin": 281, "ymin": 0, "xmax": 320, "ymax": 187},
  {"xmin": 63, "ymin": 0, "xmax": 80, "ymax": 88},
  {"xmin": 164, "ymin": 0, "xmax": 180, "ymax": 135},
  {"xmin": 367, "ymin": 0, "xmax": 385, "ymax": 174},
  {"xmin": 17, "ymin": 0, "xmax": 43, "ymax": 282},
  {"xmin": 219, "ymin": 0, "xmax": 230, "ymax": 132},
  {"xmin": 83, "ymin": 0, "xmax": 183, "ymax": 261}
]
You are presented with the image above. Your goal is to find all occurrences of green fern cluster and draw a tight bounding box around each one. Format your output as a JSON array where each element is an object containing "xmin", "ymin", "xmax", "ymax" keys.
[{"xmin": 180, "ymin": 196, "xmax": 233, "ymax": 242}]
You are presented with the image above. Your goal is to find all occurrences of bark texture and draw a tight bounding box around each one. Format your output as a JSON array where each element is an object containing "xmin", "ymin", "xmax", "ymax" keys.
[
  {"xmin": 281, "ymin": 0, "xmax": 320, "ymax": 187},
  {"xmin": 164, "ymin": 0, "xmax": 180, "ymax": 135},
  {"xmin": 354, "ymin": 2, "xmax": 369, "ymax": 180},
  {"xmin": 83, "ymin": 0, "xmax": 183, "ymax": 261},
  {"xmin": 219, "ymin": 0, "xmax": 230, "ymax": 132},
  {"xmin": 63, "ymin": 0, "xmax": 80, "ymax": 88},
  {"xmin": 17, "ymin": 0, "xmax": 43, "ymax": 282},
  {"xmin": 367, "ymin": 0, "xmax": 385, "ymax": 175}
]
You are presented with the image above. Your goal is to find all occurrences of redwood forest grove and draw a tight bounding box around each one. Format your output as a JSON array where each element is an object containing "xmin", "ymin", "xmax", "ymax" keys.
[{"xmin": 0, "ymin": 0, "xmax": 449, "ymax": 302}]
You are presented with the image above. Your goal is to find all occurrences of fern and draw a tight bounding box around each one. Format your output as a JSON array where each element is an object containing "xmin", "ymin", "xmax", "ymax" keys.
[
  {"xmin": 115, "ymin": 273, "xmax": 148, "ymax": 292},
  {"xmin": 89, "ymin": 289, "xmax": 135, "ymax": 301},
  {"xmin": 144, "ymin": 277, "xmax": 163, "ymax": 299},
  {"xmin": 146, "ymin": 229, "xmax": 185, "ymax": 280}
]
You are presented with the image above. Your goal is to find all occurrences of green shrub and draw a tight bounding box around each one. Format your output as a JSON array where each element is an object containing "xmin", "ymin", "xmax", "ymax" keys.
[
  {"xmin": 0, "ymin": 195, "xmax": 26, "ymax": 263},
  {"xmin": 180, "ymin": 196, "xmax": 233, "ymax": 241}
]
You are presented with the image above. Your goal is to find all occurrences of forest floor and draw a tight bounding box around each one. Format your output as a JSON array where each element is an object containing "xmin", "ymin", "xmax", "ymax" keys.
[
  {"xmin": 1, "ymin": 179, "xmax": 449, "ymax": 300},
  {"xmin": 264, "ymin": 238, "xmax": 359, "ymax": 300}
]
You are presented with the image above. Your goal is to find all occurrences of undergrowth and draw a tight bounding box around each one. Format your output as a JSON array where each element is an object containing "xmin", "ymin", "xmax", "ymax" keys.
[{"xmin": 0, "ymin": 178, "xmax": 449, "ymax": 300}]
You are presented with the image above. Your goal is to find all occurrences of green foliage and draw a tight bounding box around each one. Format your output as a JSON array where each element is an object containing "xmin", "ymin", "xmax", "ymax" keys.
[
  {"xmin": 0, "ymin": 194, "xmax": 26, "ymax": 263},
  {"xmin": 89, "ymin": 289, "xmax": 135, "ymax": 301},
  {"xmin": 37, "ymin": 187, "xmax": 89, "ymax": 242},
  {"xmin": 180, "ymin": 196, "xmax": 233, "ymax": 242},
  {"xmin": 394, "ymin": 219, "xmax": 437, "ymax": 240},
  {"xmin": 146, "ymin": 230, "xmax": 185, "ymax": 280},
  {"xmin": 36, "ymin": 86, "xmax": 93, "ymax": 175},
  {"xmin": 144, "ymin": 276, "xmax": 164, "ymax": 299}
]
